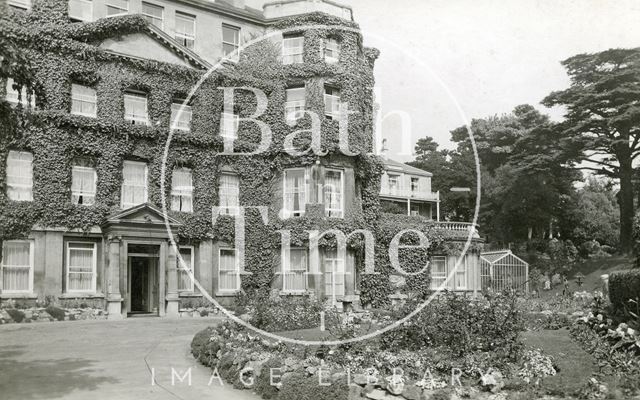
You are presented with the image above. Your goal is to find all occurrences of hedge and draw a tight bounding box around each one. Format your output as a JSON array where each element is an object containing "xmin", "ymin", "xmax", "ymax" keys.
[{"xmin": 609, "ymin": 269, "xmax": 640, "ymax": 310}]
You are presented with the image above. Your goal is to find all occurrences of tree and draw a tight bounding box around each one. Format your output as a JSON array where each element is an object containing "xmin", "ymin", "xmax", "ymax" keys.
[{"xmin": 542, "ymin": 48, "xmax": 640, "ymax": 253}]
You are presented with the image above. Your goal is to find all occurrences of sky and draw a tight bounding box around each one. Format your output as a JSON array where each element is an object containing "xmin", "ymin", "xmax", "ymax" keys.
[{"xmin": 249, "ymin": 0, "xmax": 640, "ymax": 161}]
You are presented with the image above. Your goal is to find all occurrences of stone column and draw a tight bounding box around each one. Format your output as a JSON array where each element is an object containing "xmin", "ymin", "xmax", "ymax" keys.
[
  {"xmin": 106, "ymin": 237, "xmax": 123, "ymax": 320},
  {"xmin": 165, "ymin": 243, "xmax": 180, "ymax": 318}
]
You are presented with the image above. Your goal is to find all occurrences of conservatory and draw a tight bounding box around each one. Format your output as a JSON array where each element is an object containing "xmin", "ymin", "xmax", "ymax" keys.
[{"xmin": 480, "ymin": 250, "xmax": 529, "ymax": 293}]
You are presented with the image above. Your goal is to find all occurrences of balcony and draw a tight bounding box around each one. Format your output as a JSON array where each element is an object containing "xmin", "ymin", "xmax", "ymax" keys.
[
  {"xmin": 433, "ymin": 222, "xmax": 480, "ymax": 238},
  {"xmin": 379, "ymin": 186, "xmax": 439, "ymax": 202}
]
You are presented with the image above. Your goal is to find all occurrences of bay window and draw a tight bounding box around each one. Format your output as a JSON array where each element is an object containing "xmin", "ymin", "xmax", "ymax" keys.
[
  {"xmin": 121, "ymin": 161, "xmax": 147, "ymax": 208},
  {"xmin": 6, "ymin": 150, "xmax": 33, "ymax": 201},
  {"xmin": 218, "ymin": 248, "xmax": 239, "ymax": 292},
  {"xmin": 71, "ymin": 164, "xmax": 97, "ymax": 205},
  {"xmin": 323, "ymin": 168, "xmax": 343, "ymax": 218},
  {"xmin": 1, "ymin": 240, "xmax": 33, "ymax": 293},
  {"xmin": 430, "ymin": 256, "xmax": 447, "ymax": 290},
  {"xmin": 71, "ymin": 83, "xmax": 97, "ymax": 118},
  {"xmin": 285, "ymin": 86, "xmax": 305, "ymax": 123},
  {"xmin": 178, "ymin": 246, "xmax": 194, "ymax": 292},
  {"xmin": 175, "ymin": 12, "xmax": 195, "ymax": 50},
  {"xmin": 170, "ymin": 101, "xmax": 192, "ymax": 131},
  {"xmin": 171, "ymin": 167, "xmax": 193, "ymax": 212},
  {"xmin": 324, "ymin": 248, "xmax": 345, "ymax": 297},
  {"xmin": 283, "ymin": 168, "xmax": 306, "ymax": 217},
  {"xmin": 123, "ymin": 92, "xmax": 149, "ymax": 125},
  {"xmin": 282, "ymin": 248, "xmax": 307, "ymax": 293},
  {"xmin": 324, "ymin": 86, "xmax": 341, "ymax": 120},
  {"xmin": 66, "ymin": 242, "xmax": 96, "ymax": 293},
  {"xmin": 219, "ymin": 173, "xmax": 239, "ymax": 215},
  {"xmin": 455, "ymin": 256, "xmax": 468, "ymax": 290},
  {"xmin": 323, "ymin": 38, "xmax": 340, "ymax": 63}
]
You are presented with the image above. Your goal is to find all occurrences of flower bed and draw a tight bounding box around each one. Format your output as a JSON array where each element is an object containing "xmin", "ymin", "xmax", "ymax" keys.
[{"xmin": 0, "ymin": 305, "xmax": 106, "ymax": 323}]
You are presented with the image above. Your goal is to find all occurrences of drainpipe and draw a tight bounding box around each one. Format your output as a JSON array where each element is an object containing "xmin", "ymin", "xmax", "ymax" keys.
[{"xmin": 436, "ymin": 191, "xmax": 440, "ymax": 221}]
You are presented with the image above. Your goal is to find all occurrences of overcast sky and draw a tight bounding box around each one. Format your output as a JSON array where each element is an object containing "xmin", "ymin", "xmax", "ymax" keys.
[{"xmin": 251, "ymin": 0, "xmax": 640, "ymax": 161}]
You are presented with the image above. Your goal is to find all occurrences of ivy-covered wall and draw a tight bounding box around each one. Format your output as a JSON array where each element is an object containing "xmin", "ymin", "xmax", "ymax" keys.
[{"xmin": 0, "ymin": 0, "xmax": 482, "ymax": 307}]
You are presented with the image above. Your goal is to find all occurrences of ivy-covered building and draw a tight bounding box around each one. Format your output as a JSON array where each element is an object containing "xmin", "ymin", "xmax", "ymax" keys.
[{"xmin": 0, "ymin": 0, "xmax": 483, "ymax": 318}]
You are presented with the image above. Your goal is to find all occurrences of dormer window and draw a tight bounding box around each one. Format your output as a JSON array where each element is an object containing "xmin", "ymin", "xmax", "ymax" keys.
[
  {"xmin": 282, "ymin": 35, "xmax": 304, "ymax": 64},
  {"xmin": 323, "ymin": 38, "xmax": 340, "ymax": 63},
  {"xmin": 105, "ymin": 0, "xmax": 128, "ymax": 16},
  {"xmin": 142, "ymin": 2, "xmax": 164, "ymax": 29},
  {"xmin": 123, "ymin": 91, "xmax": 149, "ymax": 126}
]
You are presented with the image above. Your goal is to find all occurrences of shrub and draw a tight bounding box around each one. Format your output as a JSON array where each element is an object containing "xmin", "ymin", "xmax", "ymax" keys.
[
  {"xmin": 254, "ymin": 358, "xmax": 282, "ymax": 400},
  {"xmin": 608, "ymin": 270, "xmax": 640, "ymax": 310},
  {"xmin": 278, "ymin": 372, "xmax": 349, "ymax": 400},
  {"xmin": 45, "ymin": 305, "xmax": 66, "ymax": 321},
  {"xmin": 190, "ymin": 328, "xmax": 219, "ymax": 367},
  {"xmin": 6, "ymin": 308, "xmax": 25, "ymax": 323},
  {"xmin": 248, "ymin": 293, "xmax": 323, "ymax": 332}
]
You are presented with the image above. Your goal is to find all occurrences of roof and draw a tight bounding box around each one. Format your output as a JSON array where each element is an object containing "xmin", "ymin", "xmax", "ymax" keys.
[
  {"xmin": 383, "ymin": 158, "xmax": 433, "ymax": 177},
  {"xmin": 480, "ymin": 250, "xmax": 529, "ymax": 266}
]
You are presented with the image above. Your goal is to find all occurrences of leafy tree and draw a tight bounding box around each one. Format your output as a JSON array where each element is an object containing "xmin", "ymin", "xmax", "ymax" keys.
[{"xmin": 542, "ymin": 48, "xmax": 640, "ymax": 253}]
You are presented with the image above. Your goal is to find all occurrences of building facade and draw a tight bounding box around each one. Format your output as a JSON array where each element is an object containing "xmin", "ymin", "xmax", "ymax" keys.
[{"xmin": 0, "ymin": 0, "xmax": 483, "ymax": 318}]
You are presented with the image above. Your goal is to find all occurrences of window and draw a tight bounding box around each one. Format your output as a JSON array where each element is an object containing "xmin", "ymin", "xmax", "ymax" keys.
[
  {"xmin": 218, "ymin": 248, "xmax": 239, "ymax": 292},
  {"xmin": 5, "ymin": 78, "xmax": 35, "ymax": 108},
  {"xmin": 1, "ymin": 241, "xmax": 33, "ymax": 293},
  {"xmin": 323, "ymin": 38, "xmax": 340, "ymax": 63},
  {"xmin": 170, "ymin": 101, "xmax": 192, "ymax": 131},
  {"xmin": 123, "ymin": 92, "xmax": 149, "ymax": 125},
  {"xmin": 283, "ymin": 168, "xmax": 306, "ymax": 217},
  {"xmin": 142, "ymin": 2, "xmax": 163, "ymax": 29},
  {"xmin": 71, "ymin": 84, "xmax": 97, "ymax": 117},
  {"xmin": 324, "ymin": 168, "xmax": 343, "ymax": 218},
  {"xmin": 68, "ymin": 0, "xmax": 93, "ymax": 22},
  {"xmin": 8, "ymin": 0, "xmax": 31, "ymax": 10},
  {"xmin": 220, "ymin": 112, "xmax": 239, "ymax": 138},
  {"xmin": 6, "ymin": 151, "xmax": 33, "ymax": 201},
  {"xmin": 388, "ymin": 174, "xmax": 400, "ymax": 194},
  {"xmin": 430, "ymin": 256, "xmax": 447, "ymax": 290},
  {"xmin": 219, "ymin": 173, "xmax": 239, "ymax": 216},
  {"xmin": 324, "ymin": 248, "xmax": 345, "ymax": 297},
  {"xmin": 178, "ymin": 246, "xmax": 194, "ymax": 292},
  {"xmin": 455, "ymin": 256, "xmax": 468, "ymax": 290},
  {"xmin": 222, "ymin": 24, "xmax": 240, "ymax": 58},
  {"xmin": 411, "ymin": 177, "xmax": 419, "ymax": 192},
  {"xmin": 105, "ymin": 0, "xmax": 128, "ymax": 16},
  {"xmin": 175, "ymin": 12, "xmax": 195, "ymax": 50},
  {"xmin": 285, "ymin": 86, "xmax": 305, "ymax": 122},
  {"xmin": 71, "ymin": 164, "xmax": 97, "ymax": 205},
  {"xmin": 66, "ymin": 242, "xmax": 96, "ymax": 292},
  {"xmin": 282, "ymin": 35, "xmax": 304, "ymax": 64},
  {"xmin": 121, "ymin": 161, "xmax": 147, "ymax": 208},
  {"xmin": 171, "ymin": 167, "xmax": 193, "ymax": 212},
  {"xmin": 283, "ymin": 248, "xmax": 307, "ymax": 293},
  {"xmin": 324, "ymin": 86, "xmax": 341, "ymax": 120}
]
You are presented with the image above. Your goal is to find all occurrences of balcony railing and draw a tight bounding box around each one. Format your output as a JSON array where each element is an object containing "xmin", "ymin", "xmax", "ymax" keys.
[
  {"xmin": 433, "ymin": 222, "xmax": 480, "ymax": 238},
  {"xmin": 379, "ymin": 187, "xmax": 439, "ymax": 201}
]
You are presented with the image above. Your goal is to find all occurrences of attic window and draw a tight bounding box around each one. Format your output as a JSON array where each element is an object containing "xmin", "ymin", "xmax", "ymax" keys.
[
  {"xmin": 175, "ymin": 12, "xmax": 196, "ymax": 50},
  {"xmin": 105, "ymin": 0, "xmax": 128, "ymax": 17}
]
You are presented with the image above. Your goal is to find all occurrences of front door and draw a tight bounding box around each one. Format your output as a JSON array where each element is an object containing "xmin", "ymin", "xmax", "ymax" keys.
[{"xmin": 127, "ymin": 251, "xmax": 159, "ymax": 315}]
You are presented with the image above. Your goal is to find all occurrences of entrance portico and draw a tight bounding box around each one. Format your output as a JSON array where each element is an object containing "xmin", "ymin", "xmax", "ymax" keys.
[{"xmin": 100, "ymin": 203, "xmax": 183, "ymax": 319}]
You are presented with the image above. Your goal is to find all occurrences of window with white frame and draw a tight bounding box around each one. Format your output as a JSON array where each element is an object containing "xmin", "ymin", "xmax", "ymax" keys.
[
  {"xmin": 171, "ymin": 167, "xmax": 193, "ymax": 212},
  {"xmin": 68, "ymin": 0, "xmax": 93, "ymax": 22},
  {"xmin": 324, "ymin": 168, "xmax": 343, "ymax": 218},
  {"xmin": 178, "ymin": 246, "xmax": 194, "ymax": 292},
  {"xmin": 170, "ymin": 101, "xmax": 192, "ymax": 131},
  {"xmin": 222, "ymin": 24, "xmax": 240, "ymax": 58},
  {"xmin": 220, "ymin": 112, "xmax": 239, "ymax": 138},
  {"xmin": 323, "ymin": 37, "xmax": 340, "ymax": 63},
  {"xmin": 283, "ymin": 248, "xmax": 307, "ymax": 293},
  {"xmin": 430, "ymin": 256, "xmax": 447, "ymax": 290},
  {"xmin": 5, "ymin": 78, "xmax": 35, "ymax": 108},
  {"xmin": 219, "ymin": 173, "xmax": 239, "ymax": 216},
  {"xmin": 175, "ymin": 12, "xmax": 195, "ymax": 50},
  {"xmin": 8, "ymin": 0, "xmax": 31, "ymax": 10},
  {"xmin": 71, "ymin": 84, "xmax": 97, "ymax": 117},
  {"xmin": 66, "ymin": 242, "xmax": 96, "ymax": 292},
  {"xmin": 218, "ymin": 248, "xmax": 239, "ymax": 292},
  {"xmin": 455, "ymin": 256, "xmax": 468, "ymax": 290},
  {"xmin": 388, "ymin": 174, "xmax": 400, "ymax": 194},
  {"xmin": 142, "ymin": 2, "xmax": 163, "ymax": 29},
  {"xmin": 282, "ymin": 35, "xmax": 304, "ymax": 64},
  {"xmin": 6, "ymin": 150, "xmax": 33, "ymax": 201},
  {"xmin": 324, "ymin": 86, "xmax": 341, "ymax": 120},
  {"xmin": 283, "ymin": 168, "xmax": 306, "ymax": 217},
  {"xmin": 123, "ymin": 92, "xmax": 149, "ymax": 125},
  {"xmin": 71, "ymin": 163, "xmax": 97, "ymax": 205},
  {"xmin": 105, "ymin": 0, "xmax": 128, "ymax": 16},
  {"xmin": 1, "ymin": 240, "xmax": 33, "ymax": 293},
  {"xmin": 285, "ymin": 86, "xmax": 305, "ymax": 123},
  {"xmin": 324, "ymin": 248, "xmax": 345, "ymax": 297},
  {"xmin": 121, "ymin": 161, "xmax": 147, "ymax": 208},
  {"xmin": 411, "ymin": 177, "xmax": 419, "ymax": 192}
]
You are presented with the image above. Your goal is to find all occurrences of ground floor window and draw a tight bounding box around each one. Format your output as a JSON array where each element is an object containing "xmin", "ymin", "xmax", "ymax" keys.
[
  {"xmin": 178, "ymin": 246, "xmax": 194, "ymax": 292},
  {"xmin": 218, "ymin": 248, "xmax": 239, "ymax": 292},
  {"xmin": 430, "ymin": 256, "xmax": 447, "ymax": 290},
  {"xmin": 455, "ymin": 256, "xmax": 468, "ymax": 290},
  {"xmin": 323, "ymin": 248, "xmax": 345, "ymax": 297},
  {"xmin": 1, "ymin": 240, "xmax": 33, "ymax": 293},
  {"xmin": 66, "ymin": 242, "xmax": 97, "ymax": 293},
  {"xmin": 282, "ymin": 248, "xmax": 307, "ymax": 293}
]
